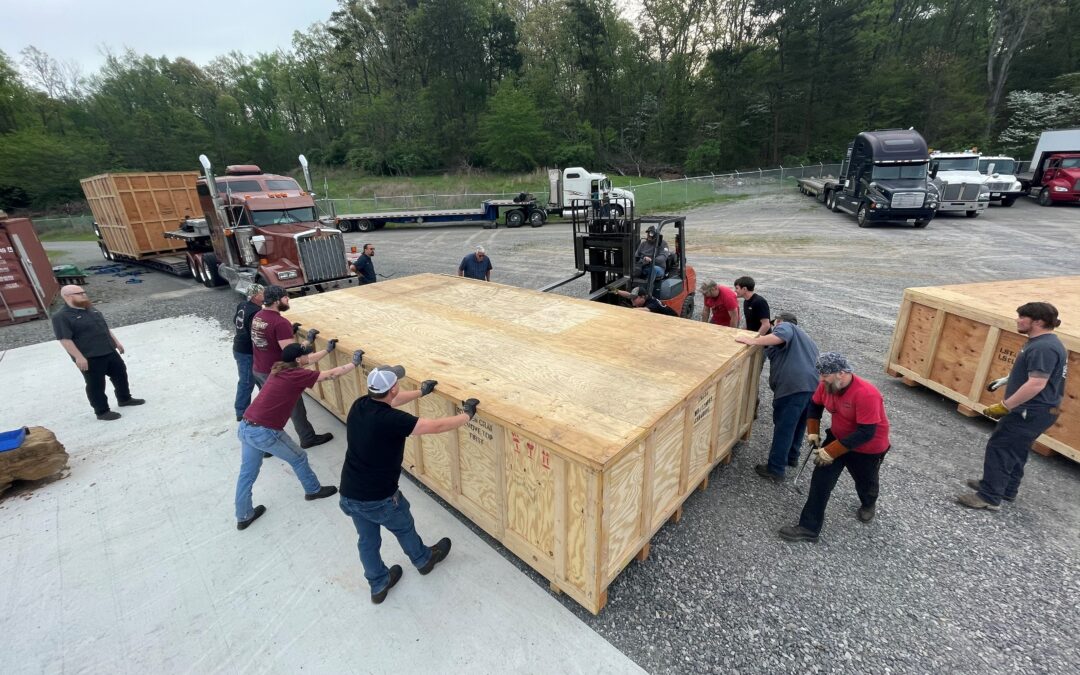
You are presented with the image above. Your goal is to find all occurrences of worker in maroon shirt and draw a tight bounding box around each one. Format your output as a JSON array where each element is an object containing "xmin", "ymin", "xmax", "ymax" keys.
[{"xmin": 234, "ymin": 340, "xmax": 363, "ymax": 531}]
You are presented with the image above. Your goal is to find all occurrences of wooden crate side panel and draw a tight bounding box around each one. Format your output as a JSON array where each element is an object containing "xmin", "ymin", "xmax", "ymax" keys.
[
  {"xmin": 457, "ymin": 415, "xmax": 502, "ymax": 521},
  {"xmin": 896, "ymin": 303, "xmax": 938, "ymax": 372},
  {"xmin": 688, "ymin": 384, "xmax": 715, "ymax": 480},
  {"xmin": 1046, "ymin": 350, "xmax": 1080, "ymax": 451},
  {"xmin": 419, "ymin": 395, "xmax": 455, "ymax": 492},
  {"xmin": 715, "ymin": 363, "xmax": 745, "ymax": 458},
  {"xmin": 505, "ymin": 430, "xmax": 556, "ymax": 559},
  {"xmin": 928, "ymin": 314, "xmax": 989, "ymax": 397},
  {"xmin": 649, "ymin": 410, "xmax": 686, "ymax": 530},
  {"xmin": 563, "ymin": 462, "xmax": 599, "ymax": 604},
  {"xmin": 602, "ymin": 444, "xmax": 644, "ymax": 581},
  {"xmin": 312, "ymin": 341, "xmax": 345, "ymax": 417}
]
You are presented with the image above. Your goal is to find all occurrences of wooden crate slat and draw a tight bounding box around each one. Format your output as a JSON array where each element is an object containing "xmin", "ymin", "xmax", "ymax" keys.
[{"xmin": 79, "ymin": 171, "xmax": 199, "ymax": 259}]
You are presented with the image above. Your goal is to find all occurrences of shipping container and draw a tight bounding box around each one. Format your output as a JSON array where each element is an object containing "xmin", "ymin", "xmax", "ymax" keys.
[
  {"xmin": 80, "ymin": 172, "xmax": 201, "ymax": 259},
  {"xmin": 0, "ymin": 217, "xmax": 60, "ymax": 326},
  {"xmin": 288, "ymin": 274, "xmax": 763, "ymax": 613}
]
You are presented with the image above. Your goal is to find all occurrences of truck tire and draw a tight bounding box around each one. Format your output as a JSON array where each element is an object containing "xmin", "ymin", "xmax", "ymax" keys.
[
  {"xmin": 965, "ymin": 210, "xmax": 978, "ymax": 218},
  {"xmin": 506, "ymin": 209, "xmax": 525, "ymax": 227},
  {"xmin": 913, "ymin": 219, "xmax": 929, "ymax": 229},
  {"xmin": 680, "ymin": 293, "xmax": 695, "ymax": 319},
  {"xmin": 201, "ymin": 252, "xmax": 226, "ymax": 288},
  {"xmin": 355, "ymin": 219, "xmax": 375, "ymax": 232},
  {"xmin": 827, "ymin": 191, "xmax": 839, "ymax": 212},
  {"xmin": 187, "ymin": 252, "xmax": 204, "ymax": 281},
  {"xmin": 1038, "ymin": 188, "xmax": 1053, "ymax": 206},
  {"xmin": 856, "ymin": 203, "xmax": 869, "ymax": 228},
  {"xmin": 604, "ymin": 204, "xmax": 624, "ymax": 218},
  {"xmin": 528, "ymin": 210, "xmax": 546, "ymax": 227},
  {"xmin": 1001, "ymin": 197, "xmax": 1016, "ymax": 207},
  {"xmin": 336, "ymin": 219, "xmax": 354, "ymax": 233},
  {"xmin": 98, "ymin": 243, "xmax": 112, "ymax": 261}
]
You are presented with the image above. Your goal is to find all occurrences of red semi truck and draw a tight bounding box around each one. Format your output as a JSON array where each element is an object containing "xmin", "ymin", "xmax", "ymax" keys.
[{"xmin": 1018, "ymin": 129, "xmax": 1080, "ymax": 206}]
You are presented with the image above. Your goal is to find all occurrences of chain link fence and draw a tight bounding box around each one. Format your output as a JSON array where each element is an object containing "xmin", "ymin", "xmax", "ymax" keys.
[{"xmin": 27, "ymin": 215, "xmax": 96, "ymax": 235}]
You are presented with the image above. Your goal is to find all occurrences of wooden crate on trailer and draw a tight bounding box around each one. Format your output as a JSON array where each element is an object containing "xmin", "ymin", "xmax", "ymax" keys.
[
  {"xmin": 79, "ymin": 172, "xmax": 201, "ymax": 259},
  {"xmin": 288, "ymin": 274, "xmax": 763, "ymax": 614},
  {"xmin": 886, "ymin": 276, "xmax": 1080, "ymax": 463}
]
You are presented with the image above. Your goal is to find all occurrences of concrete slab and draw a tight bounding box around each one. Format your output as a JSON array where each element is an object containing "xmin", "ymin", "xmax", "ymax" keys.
[{"xmin": 0, "ymin": 316, "xmax": 644, "ymax": 675}]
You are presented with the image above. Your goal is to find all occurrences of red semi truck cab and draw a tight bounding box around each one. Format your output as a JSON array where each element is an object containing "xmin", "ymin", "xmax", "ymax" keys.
[{"xmin": 1031, "ymin": 154, "xmax": 1080, "ymax": 206}]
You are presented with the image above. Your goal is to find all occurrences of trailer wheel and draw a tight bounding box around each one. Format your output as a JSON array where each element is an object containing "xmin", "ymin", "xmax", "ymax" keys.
[
  {"xmin": 680, "ymin": 293, "xmax": 695, "ymax": 320},
  {"xmin": 913, "ymin": 219, "xmax": 929, "ymax": 229},
  {"xmin": 528, "ymin": 210, "xmax": 546, "ymax": 227},
  {"xmin": 336, "ymin": 219, "xmax": 354, "ymax": 233},
  {"xmin": 355, "ymin": 219, "xmax": 376, "ymax": 232},
  {"xmin": 187, "ymin": 252, "xmax": 203, "ymax": 281},
  {"xmin": 98, "ymin": 243, "xmax": 111, "ymax": 261},
  {"xmin": 201, "ymin": 253, "xmax": 226, "ymax": 288},
  {"xmin": 1038, "ymin": 188, "xmax": 1053, "ymax": 206},
  {"xmin": 826, "ymin": 191, "xmax": 838, "ymax": 212},
  {"xmin": 856, "ymin": 203, "xmax": 869, "ymax": 227},
  {"xmin": 1001, "ymin": 197, "xmax": 1015, "ymax": 207},
  {"xmin": 965, "ymin": 210, "xmax": 979, "ymax": 218},
  {"xmin": 506, "ymin": 210, "xmax": 525, "ymax": 227}
]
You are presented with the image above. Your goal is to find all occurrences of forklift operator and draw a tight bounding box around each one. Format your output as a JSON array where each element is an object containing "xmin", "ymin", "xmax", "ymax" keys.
[{"xmin": 635, "ymin": 226, "xmax": 669, "ymax": 280}]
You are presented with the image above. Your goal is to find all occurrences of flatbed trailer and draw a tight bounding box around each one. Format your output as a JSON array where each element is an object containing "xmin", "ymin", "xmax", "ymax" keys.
[
  {"xmin": 796, "ymin": 177, "xmax": 835, "ymax": 202},
  {"xmin": 334, "ymin": 199, "xmax": 547, "ymax": 233}
]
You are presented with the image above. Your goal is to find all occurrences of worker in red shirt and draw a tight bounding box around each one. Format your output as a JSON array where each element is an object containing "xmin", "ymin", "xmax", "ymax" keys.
[
  {"xmin": 779, "ymin": 352, "xmax": 891, "ymax": 542},
  {"xmin": 699, "ymin": 279, "xmax": 739, "ymax": 327}
]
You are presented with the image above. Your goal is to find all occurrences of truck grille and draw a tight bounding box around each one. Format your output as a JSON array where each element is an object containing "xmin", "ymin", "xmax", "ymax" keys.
[
  {"xmin": 941, "ymin": 183, "xmax": 980, "ymax": 201},
  {"xmin": 986, "ymin": 181, "xmax": 1011, "ymax": 192},
  {"xmin": 297, "ymin": 234, "xmax": 349, "ymax": 282},
  {"xmin": 890, "ymin": 192, "xmax": 923, "ymax": 208}
]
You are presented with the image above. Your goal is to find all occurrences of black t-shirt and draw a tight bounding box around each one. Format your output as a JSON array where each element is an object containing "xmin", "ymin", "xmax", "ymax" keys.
[
  {"xmin": 1005, "ymin": 333, "xmax": 1068, "ymax": 410},
  {"xmin": 51, "ymin": 305, "xmax": 115, "ymax": 358},
  {"xmin": 743, "ymin": 293, "xmax": 771, "ymax": 332},
  {"xmin": 231, "ymin": 300, "xmax": 261, "ymax": 354},
  {"xmin": 644, "ymin": 297, "xmax": 678, "ymax": 316},
  {"xmin": 341, "ymin": 396, "xmax": 420, "ymax": 501}
]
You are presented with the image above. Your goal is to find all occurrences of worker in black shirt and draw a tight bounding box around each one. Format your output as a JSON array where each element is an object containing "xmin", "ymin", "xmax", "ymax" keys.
[
  {"xmin": 339, "ymin": 365, "xmax": 481, "ymax": 604},
  {"xmin": 232, "ymin": 283, "xmax": 264, "ymax": 421},
  {"xmin": 610, "ymin": 286, "xmax": 678, "ymax": 316},
  {"xmin": 349, "ymin": 243, "xmax": 377, "ymax": 285},
  {"xmin": 734, "ymin": 276, "xmax": 772, "ymax": 335}
]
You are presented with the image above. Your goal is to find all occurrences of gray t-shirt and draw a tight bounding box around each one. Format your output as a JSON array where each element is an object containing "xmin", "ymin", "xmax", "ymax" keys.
[
  {"xmin": 51, "ymin": 305, "xmax": 116, "ymax": 358},
  {"xmin": 1005, "ymin": 333, "xmax": 1067, "ymax": 410},
  {"xmin": 765, "ymin": 322, "xmax": 821, "ymax": 399}
]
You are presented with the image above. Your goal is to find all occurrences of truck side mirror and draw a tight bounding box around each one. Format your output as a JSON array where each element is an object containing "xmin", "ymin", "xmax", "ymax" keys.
[
  {"xmin": 986, "ymin": 163, "xmax": 995, "ymax": 175},
  {"xmin": 930, "ymin": 167, "xmax": 938, "ymax": 180}
]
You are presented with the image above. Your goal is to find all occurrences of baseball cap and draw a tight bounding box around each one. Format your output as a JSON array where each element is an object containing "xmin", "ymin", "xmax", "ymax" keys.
[
  {"xmin": 367, "ymin": 365, "xmax": 406, "ymax": 394},
  {"xmin": 816, "ymin": 352, "xmax": 853, "ymax": 375},
  {"xmin": 246, "ymin": 283, "xmax": 265, "ymax": 299},
  {"xmin": 282, "ymin": 343, "xmax": 307, "ymax": 363},
  {"xmin": 773, "ymin": 311, "xmax": 798, "ymax": 325},
  {"xmin": 263, "ymin": 285, "xmax": 287, "ymax": 305}
]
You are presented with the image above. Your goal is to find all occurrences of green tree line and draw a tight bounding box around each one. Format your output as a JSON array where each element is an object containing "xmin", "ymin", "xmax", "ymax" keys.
[{"xmin": 2, "ymin": 0, "xmax": 1078, "ymax": 211}]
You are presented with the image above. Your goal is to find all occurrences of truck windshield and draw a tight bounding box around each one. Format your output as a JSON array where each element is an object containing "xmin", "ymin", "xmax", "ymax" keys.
[
  {"xmin": 979, "ymin": 159, "xmax": 1016, "ymax": 174},
  {"xmin": 266, "ymin": 179, "xmax": 301, "ymax": 191},
  {"xmin": 250, "ymin": 207, "xmax": 317, "ymax": 226},
  {"xmin": 1061, "ymin": 158, "xmax": 1080, "ymax": 169},
  {"xmin": 933, "ymin": 158, "xmax": 978, "ymax": 172},
  {"xmin": 872, "ymin": 164, "xmax": 927, "ymax": 180}
]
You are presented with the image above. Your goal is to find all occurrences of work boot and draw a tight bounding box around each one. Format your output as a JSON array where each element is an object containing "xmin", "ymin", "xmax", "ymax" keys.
[
  {"xmin": 778, "ymin": 525, "xmax": 819, "ymax": 543},
  {"xmin": 118, "ymin": 398, "xmax": 145, "ymax": 407},
  {"xmin": 418, "ymin": 537, "xmax": 452, "ymax": 575},
  {"xmin": 857, "ymin": 505, "xmax": 876, "ymax": 523},
  {"xmin": 301, "ymin": 432, "xmax": 333, "ymax": 449},
  {"xmin": 237, "ymin": 505, "xmax": 267, "ymax": 530},
  {"xmin": 305, "ymin": 485, "xmax": 338, "ymax": 501},
  {"xmin": 956, "ymin": 492, "xmax": 1001, "ymax": 511},
  {"xmin": 96, "ymin": 411, "xmax": 121, "ymax": 421},
  {"xmin": 371, "ymin": 565, "xmax": 403, "ymax": 605},
  {"xmin": 966, "ymin": 478, "xmax": 1014, "ymax": 502},
  {"xmin": 754, "ymin": 464, "xmax": 783, "ymax": 482}
]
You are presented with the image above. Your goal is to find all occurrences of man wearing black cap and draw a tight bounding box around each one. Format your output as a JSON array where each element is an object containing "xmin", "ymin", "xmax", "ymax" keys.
[
  {"xmin": 339, "ymin": 365, "xmax": 480, "ymax": 604},
  {"xmin": 610, "ymin": 286, "xmax": 678, "ymax": 316},
  {"xmin": 778, "ymin": 352, "xmax": 891, "ymax": 542},
  {"xmin": 634, "ymin": 225, "xmax": 668, "ymax": 280},
  {"xmin": 249, "ymin": 285, "xmax": 332, "ymax": 448},
  {"xmin": 234, "ymin": 341, "xmax": 364, "ymax": 531}
]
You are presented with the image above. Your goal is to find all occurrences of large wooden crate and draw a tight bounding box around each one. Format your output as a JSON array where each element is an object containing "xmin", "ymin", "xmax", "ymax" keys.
[
  {"xmin": 79, "ymin": 172, "xmax": 201, "ymax": 258},
  {"xmin": 886, "ymin": 276, "xmax": 1080, "ymax": 463},
  {"xmin": 288, "ymin": 274, "xmax": 763, "ymax": 613}
]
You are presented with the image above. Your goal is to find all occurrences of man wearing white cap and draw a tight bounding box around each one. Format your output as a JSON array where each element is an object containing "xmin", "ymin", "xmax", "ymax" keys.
[{"xmin": 339, "ymin": 365, "xmax": 481, "ymax": 604}]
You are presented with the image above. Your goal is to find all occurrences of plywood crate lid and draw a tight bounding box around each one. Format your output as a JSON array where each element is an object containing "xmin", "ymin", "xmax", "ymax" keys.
[{"xmin": 288, "ymin": 274, "xmax": 756, "ymax": 468}]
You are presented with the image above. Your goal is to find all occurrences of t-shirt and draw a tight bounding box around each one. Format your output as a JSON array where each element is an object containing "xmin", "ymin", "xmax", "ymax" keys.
[
  {"xmin": 244, "ymin": 367, "xmax": 320, "ymax": 430},
  {"xmin": 51, "ymin": 305, "xmax": 115, "ymax": 358},
  {"xmin": 459, "ymin": 254, "xmax": 493, "ymax": 280},
  {"xmin": 231, "ymin": 300, "xmax": 260, "ymax": 354},
  {"xmin": 644, "ymin": 297, "xmax": 678, "ymax": 316},
  {"xmin": 765, "ymin": 322, "xmax": 820, "ymax": 399},
  {"xmin": 743, "ymin": 293, "xmax": 771, "ymax": 332},
  {"xmin": 1005, "ymin": 333, "xmax": 1068, "ymax": 410},
  {"xmin": 340, "ymin": 396, "xmax": 420, "ymax": 501},
  {"xmin": 704, "ymin": 287, "xmax": 739, "ymax": 326},
  {"xmin": 811, "ymin": 375, "xmax": 890, "ymax": 454},
  {"xmin": 251, "ymin": 309, "xmax": 294, "ymax": 374}
]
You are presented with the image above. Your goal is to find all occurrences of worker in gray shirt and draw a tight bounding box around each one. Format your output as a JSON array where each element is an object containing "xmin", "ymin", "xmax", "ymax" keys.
[{"xmin": 736, "ymin": 312, "xmax": 820, "ymax": 480}]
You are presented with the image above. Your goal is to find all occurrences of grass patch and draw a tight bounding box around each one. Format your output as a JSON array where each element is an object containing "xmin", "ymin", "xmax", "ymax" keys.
[
  {"xmin": 46, "ymin": 249, "xmax": 69, "ymax": 261},
  {"xmin": 39, "ymin": 230, "xmax": 98, "ymax": 242}
]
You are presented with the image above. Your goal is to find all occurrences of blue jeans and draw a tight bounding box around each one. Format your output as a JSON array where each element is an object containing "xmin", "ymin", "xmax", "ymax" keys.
[
  {"xmin": 768, "ymin": 391, "xmax": 813, "ymax": 476},
  {"xmin": 235, "ymin": 421, "xmax": 322, "ymax": 521},
  {"xmin": 339, "ymin": 491, "xmax": 433, "ymax": 595},
  {"xmin": 977, "ymin": 408, "xmax": 1058, "ymax": 506},
  {"xmin": 233, "ymin": 351, "xmax": 257, "ymax": 419},
  {"xmin": 640, "ymin": 263, "xmax": 665, "ymax": 280}
]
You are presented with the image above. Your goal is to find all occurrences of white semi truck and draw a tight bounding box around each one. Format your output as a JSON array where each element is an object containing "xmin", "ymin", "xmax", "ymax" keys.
[
  {"xmin": 547, "ymin": 167, "xmax": 635, "ymax": 217},
  {"xmin": 929, "ymin": 151, "xmax": 991, "ymax": 217},
  {"xmin": 977, "ymin": 156, "xmax": 1025, "ymax": 207}
]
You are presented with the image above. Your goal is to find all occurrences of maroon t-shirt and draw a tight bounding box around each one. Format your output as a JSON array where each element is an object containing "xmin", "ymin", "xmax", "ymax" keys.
[
  {"xmin": 244, "ymin": 368, "xmax": 320, "ymax": 430},
  {"xmin": 251, "ymin": 309, "xmax": 294, "ymax": 374}
]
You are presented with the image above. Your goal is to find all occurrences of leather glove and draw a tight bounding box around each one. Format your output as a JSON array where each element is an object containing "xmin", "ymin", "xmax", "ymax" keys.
[
  {"xmin": 983, "ymin": 402, "xmax": 1009, "ymax": 420},
  {"xmin": 462, "ymin": 398, "xmax": 480, "ymax": 419},
  {"xmin": 814, "ymin": 440, "xmax": 848, "ymax": 466},
  {"xmin": 305, "ymin": 328, "xmax": 320, "ymax": 343},
  {"xmin": 420, "ymin": 380, "xmax": 437, "ymax": 396},
  {"xmin": 326, "ymin": 339, "xmax": 338, "ymax": 353},
  {"xmin": 351, "ymin": 349, "xmax": 364, "ymax": 367},
  {"xmin": 806, "ymin": 418, "xmax": 821, "ymax": 447},
  {"xmin": 986, "ymin": 377, "xmax": 1008, "ymax": 392},
  {"xmin": 807, "ymin": 433, "xmax": 821, "ymax": 448},
  {"xmin": 291, "ymin": 322, "xmax": 302, "ymax": 335}
]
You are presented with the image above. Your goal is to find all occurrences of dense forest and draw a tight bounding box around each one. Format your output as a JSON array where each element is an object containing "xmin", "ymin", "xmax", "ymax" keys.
[{"xmin": 1, "ymin": 0, "xmax": 1078, "ymax": 211}]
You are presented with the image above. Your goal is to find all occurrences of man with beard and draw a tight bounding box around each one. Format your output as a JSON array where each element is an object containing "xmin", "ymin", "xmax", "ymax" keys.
[
  {"xmin": 52, "ymin": 285, "xmax": 145, "ymax": 420},
  {"xmin": 350, "ymin": 243, "xmax": 377, "ymax": 285},
  {"xmin": 250, "ymin": 285, "xmax": 332, "ymax": 449},
  {"xmin": 778, "ymin": 352, "xmax": 891, "ymax": 542},
  {"xmin": 957, "ymin": 302, "xmax": 1067, "ymax": 511}
]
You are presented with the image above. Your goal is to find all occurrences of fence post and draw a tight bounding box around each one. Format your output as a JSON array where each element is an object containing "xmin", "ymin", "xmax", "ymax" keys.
[
  {"xmin": 780, "ymin": 165, "xmax": 784, "ymax": 182},
  {"xmin": 660, "ymin": 178, "xmax": 663, "ymax": 204},
  {"xmin": 819, "ymin": 162, "xmax": 824, "ymax": 177}
]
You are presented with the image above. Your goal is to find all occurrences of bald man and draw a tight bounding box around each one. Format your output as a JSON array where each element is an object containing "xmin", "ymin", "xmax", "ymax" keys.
[{"xmin": 52, "ymin": 285, "xmax": 145, "ymax": 420}]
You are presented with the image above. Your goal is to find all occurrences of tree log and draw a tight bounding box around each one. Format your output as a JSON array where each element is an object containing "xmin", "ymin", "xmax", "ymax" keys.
[{"xmin": 0, "ymin": 427, "xmax": 69, "ymax": 496}]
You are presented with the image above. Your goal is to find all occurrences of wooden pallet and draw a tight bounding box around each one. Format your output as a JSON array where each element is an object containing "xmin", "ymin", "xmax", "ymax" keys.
[
  {"xmin": 288, "ymin": 274, "xmax": 763, "ymax": 613},
  {"xmin": 885, "ymin": 276, "xmax": 1080, "ymax": 464}
]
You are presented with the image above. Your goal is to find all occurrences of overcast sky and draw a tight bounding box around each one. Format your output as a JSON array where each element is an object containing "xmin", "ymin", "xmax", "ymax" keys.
[{"xmin": 1, "ymin": 0, "xmax": 341, "ymax": 74}]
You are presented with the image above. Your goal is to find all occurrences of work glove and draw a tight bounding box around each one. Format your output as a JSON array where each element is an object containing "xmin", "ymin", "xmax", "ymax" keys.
[
  {"xmin": 986, "ymin": 377, "xmax": 1008, "ymax": 392},
  {"xmin": 326, "ymin": 339, "xmax": 338, "ymax": 353},
  {"xmin": 291, "ymin": 322, "xmax": 302, "ymax": 335},
  {"xmin": 351, "ymin": 349, "xmax": 364, "ymax": 367},
  {"xmin": 420, "ymin": 380, "xmax": 438, "ymax": 396},
  {"xmin": 983, "ymin": 402, "xmax": 1010, "ymax": 420},
  {"xmin": 305, "ymin": 328, "xmax": 320, "ymax": 343},
  {"xmin": 814, "ymin": 440, "xmax": 848, "ymax": 466},
  {"xmin": 807, "ymin": 433, "xmax": 821, "ymax": 448},
  {"xmin": 462, "ymin": 398, "xmax": 480, "ymax": 419}
]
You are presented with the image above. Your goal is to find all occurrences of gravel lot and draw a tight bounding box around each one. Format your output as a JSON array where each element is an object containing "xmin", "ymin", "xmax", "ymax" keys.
[{"xmin": 5, "ymin": 194, "xmax": 1079, "ymax": 673}]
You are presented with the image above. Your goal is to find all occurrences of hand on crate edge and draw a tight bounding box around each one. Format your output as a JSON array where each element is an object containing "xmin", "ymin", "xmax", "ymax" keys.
[
  {"xmin": 462, "ymin": 398, "xmax": 480, "ymax": 419},
  {"xmin": 351, "ymin": 350, "xmax": 364, "ymax": 367},
  {"xmin": 420, "ymin": 380, "xmax": 438, "ymax": 396},
  {"xmin": 326, "ymin": 339, "xmax": 338, "ymax": 353},
  {"xmin": 305, "ymin": 328, "xmax": 320, "ymax": 343},
  {"xmin": 291, "ymin": 322, "xmax": 302, "ymax": 335}
]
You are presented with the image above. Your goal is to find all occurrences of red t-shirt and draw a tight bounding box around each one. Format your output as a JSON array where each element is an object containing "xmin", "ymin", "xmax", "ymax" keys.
[
  {"xmin": 251, "ymin": 309, "xmax": 294, "ymax": 374},
  {"xmin": 245, "ymin": 367, "xmax": 320, "ymax": 430},
  {"xmin": 704, "ymin": 287, "xmax": 740, "ymax": 327},
  {"xmin": 811, "ymin": 375, "xmax": 890, "ymax": 454}
]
